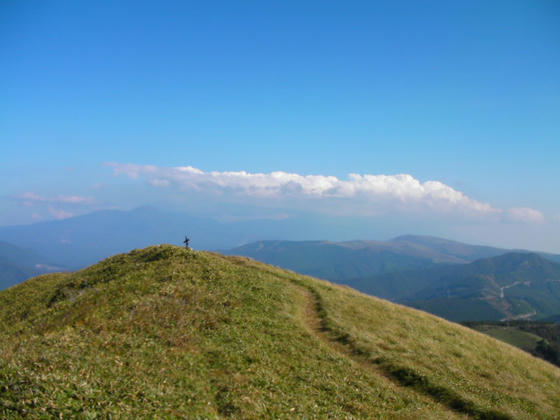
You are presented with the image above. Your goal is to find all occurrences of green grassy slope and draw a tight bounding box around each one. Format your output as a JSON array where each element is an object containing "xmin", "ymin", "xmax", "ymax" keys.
[
  {"xmin": 0, "ymin": 245, "xmax": 559, "ymax": 419},
  {"xmin": 466, "ymin": 325, "xmax": 542, "ymax": 352},
  {"xmin": 463, "ymin": 321, "xmax": 560, "ymax": 367}
]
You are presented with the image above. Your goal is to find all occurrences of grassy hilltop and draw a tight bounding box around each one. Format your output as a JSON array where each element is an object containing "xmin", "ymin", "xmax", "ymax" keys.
[{"xmin": 0, "ymin": 245, "xmax": 559, "ymax": 419}]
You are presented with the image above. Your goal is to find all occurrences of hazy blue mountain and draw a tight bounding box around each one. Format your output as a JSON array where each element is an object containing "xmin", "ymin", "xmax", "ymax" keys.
[
  {"xmin": 224, "ymin": 236, "xmax": 560, "ymax": 283},
  {"xmin": 0, "ymin": 207, "xmax": 365, "ymax": 269},
  {"xmin": 0, "ymin": 241, "xmax": 62, "ymax": 290},
  {"xmin": 0, "ymin": 261, "xmax": 29, "ymax": 290},
  {"xmin": 223, "ymin": 240, "xmax": 439, "ymax": 281},
  {"xmin": 3, "ymin": 205, "xmax": 560, "ymax": 301},
  {"xmin": 389, "ymin": 235, "xmax": 511, "ymax": 262},
  {"xmin": 7, "ymin": 206, "xmax": 540, "ymax": 274},
  {"xmin": 0, "ymin": 207, "xmax": 226, "ymax": 268},
  {"xmin": 388, "ymin": 235, "xmax": 560, "ymax": 263}
]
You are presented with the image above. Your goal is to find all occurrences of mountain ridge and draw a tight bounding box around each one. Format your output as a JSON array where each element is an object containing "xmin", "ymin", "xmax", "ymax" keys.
[
  {"xmin": 3, "ymin": 206, "xmax": 559, "ymax": 271},
  {"xmin": 224, "ymin": 236, "xmax": 560, "ymax": 283},
  {"xmin": 393, "ymin": 252, "xmax": 560, "ymax": 322},
  {"xmin": 0, "ymin": 245, "xmax": 558, "ymax": 418}
]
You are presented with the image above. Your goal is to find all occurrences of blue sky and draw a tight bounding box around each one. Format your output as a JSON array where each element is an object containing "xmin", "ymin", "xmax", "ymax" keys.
[{"xmin": 2, "ymin": 1, "xmax": 559, "ymax": 251}]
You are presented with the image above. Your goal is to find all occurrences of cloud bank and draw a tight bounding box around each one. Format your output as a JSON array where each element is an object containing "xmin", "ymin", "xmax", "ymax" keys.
[
  {"xmin": 105, "ymin": 163, "xmax": 547, "ymax": 223},
  {"xmin": 106, "ymin": 163, "xmax": 505, "ymax": 216}
]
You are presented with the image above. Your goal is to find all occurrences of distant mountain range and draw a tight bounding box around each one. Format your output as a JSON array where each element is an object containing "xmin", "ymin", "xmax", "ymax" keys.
[
  {"xmin": 0, "ymin": 207, "xmax": 204, "ymax": 269},
  {"xmin": 224, "ymin": 235, "xmax": 560, "ymax": 281},
  {"xmin": 0, "ymin": 206, "xmax": 370, "ymax": 270},
  {"xmin": 225, "ymin": 239, "xmax": 437, "ymax": 281},
  {"xmin": 395, "ymin": 252, "xmax": 560, "ymax": 321},
  {"xmin": 2, "ymin": 207, "xmax": 560, "ymax": 324},
  {"xmin": 2, "ymin": 206, "xmax": 559, "ymax": 271},
  {"xmin": 0, "ymin": 241, "xmax": 63, "ymax": 290}
]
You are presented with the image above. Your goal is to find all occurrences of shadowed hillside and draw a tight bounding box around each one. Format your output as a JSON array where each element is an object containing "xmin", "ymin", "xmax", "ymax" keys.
[
  {"xmin": 1, "ymin": 245, "xmax": 559, "ymax": 418},
  {"xmin": 401, "ymin": 253, "xmax": 560, "ymax": 322}
]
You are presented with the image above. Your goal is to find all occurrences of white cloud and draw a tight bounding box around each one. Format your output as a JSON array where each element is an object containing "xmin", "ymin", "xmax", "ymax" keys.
[
  {"xmin": 48, "ymin": 206, "xmax": 74, "ymax": 220},
  {"xmin": 107, "ymin": 163, "xmax": 500, "ymax": 216},
  {"xmin": 506, "ymin": 207, "xmax": 545, "ymax": 224},
  {"xmin": 17, "ymin": 192, "xmax": 94, "ymax": 205},
  {"xmin": 15, "ymin": 192, "xmax": 94, "ymax": 222}
]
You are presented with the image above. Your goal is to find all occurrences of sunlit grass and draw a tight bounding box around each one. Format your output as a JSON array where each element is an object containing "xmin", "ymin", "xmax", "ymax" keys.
[{"xmin": 0, "ymin": 245, "xmax": 558, "ymax": 418}]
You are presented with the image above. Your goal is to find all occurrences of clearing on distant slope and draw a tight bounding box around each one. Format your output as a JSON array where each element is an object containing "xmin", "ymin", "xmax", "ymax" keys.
[{"xmin": 0, "ymin": 245, "xmax": 558, "ymax": 418}]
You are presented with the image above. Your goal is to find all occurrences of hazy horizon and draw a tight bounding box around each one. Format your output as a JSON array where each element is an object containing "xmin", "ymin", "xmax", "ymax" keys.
[{"xmin": 1, "ymin": 205, "xmax": 559, "ymax": 256}]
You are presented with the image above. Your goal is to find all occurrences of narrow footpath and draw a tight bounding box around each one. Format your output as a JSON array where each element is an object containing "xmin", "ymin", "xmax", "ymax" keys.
[{"xmin": 292, "ymin": 283, "xmax": 511, "ymax": 420}]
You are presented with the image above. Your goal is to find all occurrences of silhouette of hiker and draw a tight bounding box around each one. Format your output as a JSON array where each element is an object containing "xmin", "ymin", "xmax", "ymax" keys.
[{"xmin": 183, "ymin": 236, "xmax": 190, "ymax": 249}]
